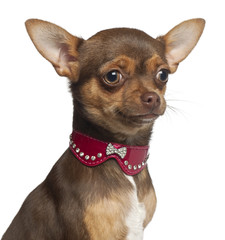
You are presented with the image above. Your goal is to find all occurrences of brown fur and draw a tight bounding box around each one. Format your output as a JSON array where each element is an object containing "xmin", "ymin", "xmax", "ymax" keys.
[{"xmin": 2, "ymin": 18, "xmax": 205, "ymax": 240}]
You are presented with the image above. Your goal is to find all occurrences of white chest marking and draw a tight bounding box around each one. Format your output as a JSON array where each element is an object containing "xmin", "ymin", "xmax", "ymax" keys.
[{"xmin": 125, "ymin": 175, "xmax": 146, "ymax": 240}]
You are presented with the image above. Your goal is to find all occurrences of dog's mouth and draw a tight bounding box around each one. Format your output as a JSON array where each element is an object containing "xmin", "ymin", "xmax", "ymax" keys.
[
  {"xmin": 118, "ymin": 111, "xmax": 159, "ymax": 125},
  {"xmin": 130, "ymin": 113, "xmax": 159, "ymax": 124}
]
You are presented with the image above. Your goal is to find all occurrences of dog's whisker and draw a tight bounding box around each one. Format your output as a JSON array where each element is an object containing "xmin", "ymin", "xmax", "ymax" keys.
[
  {"xmin": 167, "ymin": 98, "xmax": 190, "ymax": 103},
  {"xmin": 166, "ymin": 105, "xmax": 180, "ymax": 114},
  {"xmin": 166, "ymin": 104, "xmax": 189, "ymax": 119}
]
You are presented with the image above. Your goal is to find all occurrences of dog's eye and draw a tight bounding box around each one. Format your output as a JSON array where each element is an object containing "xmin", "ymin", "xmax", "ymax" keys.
[
  {"xmin": 104, "ymin": 70, "xmax": 122, "ymax": 85},
  {"xmin": 156, "ymin": 69, "xmax": 169, "ymax": 82}
]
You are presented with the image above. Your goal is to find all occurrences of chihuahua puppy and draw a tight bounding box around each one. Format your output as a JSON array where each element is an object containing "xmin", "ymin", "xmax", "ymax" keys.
[{"xmin": 2, "ymin": 18, "xmax": 205, "ymax": 240}]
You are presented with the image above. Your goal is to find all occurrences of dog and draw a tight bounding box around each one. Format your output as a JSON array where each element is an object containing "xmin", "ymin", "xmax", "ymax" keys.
[{"xmin": 2, "ymin": 18, "xmax": 205, "ymax": 240}]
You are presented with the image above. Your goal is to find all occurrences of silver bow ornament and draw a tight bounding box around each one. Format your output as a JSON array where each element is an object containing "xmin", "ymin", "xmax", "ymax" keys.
[{"xmin": 106, "ymin": 143, "xmax": 127, "ymax": 159}]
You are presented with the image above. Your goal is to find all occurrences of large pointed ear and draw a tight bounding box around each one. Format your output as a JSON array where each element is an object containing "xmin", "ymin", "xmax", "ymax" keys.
[
  {"xmin": 25, "ymin": 19, "xmax": 83, "ymax": 82},
  {"xmin": 160, "ymin": 18, "xmax": 205, "ymax": 73}
]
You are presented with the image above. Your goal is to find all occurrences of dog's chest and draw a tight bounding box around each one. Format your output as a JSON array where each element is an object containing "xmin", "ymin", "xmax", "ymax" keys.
[
  {"xmin": 125, "ymin": 175, "xmax": 146, "ymax": 240},
  {"xmin": 83, "ymin": 163, "xmax": 156, "ymax": 240}
]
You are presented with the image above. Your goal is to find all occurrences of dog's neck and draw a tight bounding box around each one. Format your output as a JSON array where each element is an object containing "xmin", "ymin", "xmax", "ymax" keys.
[{"xmin": 72, "ymin": 107, "xmax": 153, "ymax": 146}]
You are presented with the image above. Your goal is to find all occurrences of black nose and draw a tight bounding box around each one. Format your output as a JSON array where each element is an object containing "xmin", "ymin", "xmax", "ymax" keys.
[{"xmin": 140, "ymin": 92, "xmax": 160, "ymax": 111}]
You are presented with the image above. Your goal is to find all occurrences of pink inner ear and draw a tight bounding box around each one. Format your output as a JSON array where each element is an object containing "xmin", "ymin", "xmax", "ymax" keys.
[{"xmin": 59, "ymin": 44, "xmax": 77, "ymax": 66}]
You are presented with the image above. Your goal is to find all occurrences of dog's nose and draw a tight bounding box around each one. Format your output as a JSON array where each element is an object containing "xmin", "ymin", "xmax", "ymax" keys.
[{"xmin": 140, "ymin": 92, "xmax": 160, "ymax": 111}]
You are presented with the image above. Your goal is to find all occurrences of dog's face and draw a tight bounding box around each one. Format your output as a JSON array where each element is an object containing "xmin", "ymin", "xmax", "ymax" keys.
[
  {"xmin": 25, "ymin": 19, "xmax": 205, "ymax": 137},
  {"xmin": 74, "ymin": 28, "xmax": 168, "ymax": 135}
]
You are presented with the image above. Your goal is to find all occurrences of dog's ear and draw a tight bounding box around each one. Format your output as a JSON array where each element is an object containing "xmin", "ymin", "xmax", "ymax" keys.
[
  {"xmin": 160, "ymin": 18, "xmax": 205, "ymax": 73},
  {"xmin": 25, "ymin": 19, "xmax": 83, "ymax": 82}
]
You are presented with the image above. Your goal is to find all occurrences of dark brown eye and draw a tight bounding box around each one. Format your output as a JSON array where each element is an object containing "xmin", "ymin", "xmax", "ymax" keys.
[
  {"xmin": 156, "ymin": 69, "xmax": 169, "ymax": 82},
  {"xmin": 104, "ymin": 70, "xmax": 122, "ymax": 85}
]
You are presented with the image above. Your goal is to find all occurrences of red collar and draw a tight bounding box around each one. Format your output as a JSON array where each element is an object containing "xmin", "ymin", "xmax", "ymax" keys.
[{"xmin": 69, "ymin": 131, "xmax": 149, "ymax": 176}]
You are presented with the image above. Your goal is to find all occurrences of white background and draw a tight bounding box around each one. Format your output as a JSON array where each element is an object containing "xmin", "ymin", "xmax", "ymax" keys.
[{"xmin": 0, "ymin": 0, "xmax": 224, "ymax": 239}]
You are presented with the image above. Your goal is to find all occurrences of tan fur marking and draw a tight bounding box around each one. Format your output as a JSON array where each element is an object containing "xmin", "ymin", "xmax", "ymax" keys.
[
  {"xmin": 84, "ymin": 195, "xmax": 130, "ymax": 240},
  {"xmin": 100, "ymin": 55, "xmax": 136, "ymax": 75},
  {"xmin": 145, "ymin": 54, "xmax": 169, "ymax": 74},
  {"xmin": 142, "ymin": 187, "xmax": 157, "ymax": 227}
]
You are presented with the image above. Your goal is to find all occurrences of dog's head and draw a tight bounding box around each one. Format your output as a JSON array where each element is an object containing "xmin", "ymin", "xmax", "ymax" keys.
[{"xmin": 25, "ymin": 19, "xmax": 205, "ymax": 139}]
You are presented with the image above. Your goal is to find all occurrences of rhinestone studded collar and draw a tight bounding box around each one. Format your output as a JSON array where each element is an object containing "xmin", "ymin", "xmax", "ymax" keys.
[{"xmin": 69, "ymin": 130, "xmax": 149, "ymax": 176}]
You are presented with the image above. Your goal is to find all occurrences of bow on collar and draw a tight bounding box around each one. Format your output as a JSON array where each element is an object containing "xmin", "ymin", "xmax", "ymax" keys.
[{"xmin": 106, "ymin": 143, "xmax": 127, "ymax": 159}]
